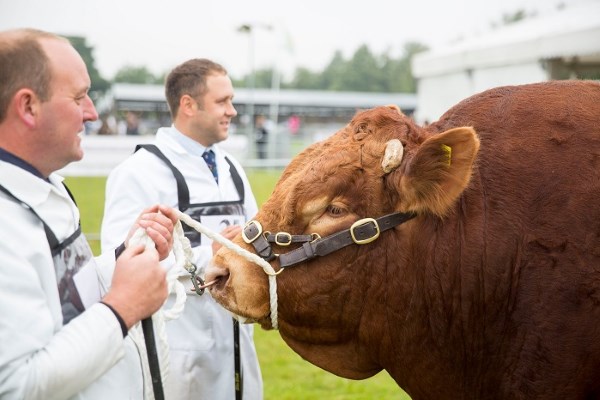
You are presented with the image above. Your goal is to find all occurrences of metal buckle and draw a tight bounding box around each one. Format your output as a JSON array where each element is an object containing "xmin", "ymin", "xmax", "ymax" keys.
[
  {"xmin": 350, "ymin": 218, "xmax": 380, "ymax": 245},
  {"xmin": 275, "ymin": 232, "xmax": 292, "ymax": 246},
  {"xmin": 242, "ymin": 220, "xmax": 263, "ymax": 244}
]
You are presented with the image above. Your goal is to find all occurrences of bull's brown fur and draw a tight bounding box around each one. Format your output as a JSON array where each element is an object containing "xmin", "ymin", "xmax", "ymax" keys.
[{"xmin": 208, "ymin": 81, "xmax": 600, "ymax": 399}]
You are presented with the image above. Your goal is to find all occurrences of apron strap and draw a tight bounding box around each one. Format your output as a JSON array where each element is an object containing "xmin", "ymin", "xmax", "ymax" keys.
[
  {"xmin": 137, "ymin": 144, "xmax": 245, "ymax": 207},
  {"xmin": 0, "ymin": 182, "xmax": 64, "ymax": 255},
  {"xmin": 136, "ymin": 144, "xmax": 191, "ymax": 211},
  {"xmin": 225, "ymin": 157, "xmax": 245, "ymax": 204}
]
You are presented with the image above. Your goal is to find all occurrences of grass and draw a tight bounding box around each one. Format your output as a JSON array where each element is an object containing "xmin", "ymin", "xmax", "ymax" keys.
[{"xmin": 64, "ymin": 172, "xmax": 409, "ymax": 400}]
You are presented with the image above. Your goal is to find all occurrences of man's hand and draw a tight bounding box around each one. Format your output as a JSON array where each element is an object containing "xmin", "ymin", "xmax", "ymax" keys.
[
  {"xmin": 102, "ymin": 244, "xmax": 167, "ymax": 329},
  {"xmin": 212, "ymin": 225, "xmax": 242, "ymax": 255},
  {"xmin": 125, "ymin": 205, "xmax": 179, "ymax": 261}
]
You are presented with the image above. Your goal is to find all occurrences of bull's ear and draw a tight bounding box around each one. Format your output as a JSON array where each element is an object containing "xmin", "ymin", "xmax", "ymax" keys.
[{"xmin": 400, "ymin": 127, "xmax": 479, "ymax": 216}]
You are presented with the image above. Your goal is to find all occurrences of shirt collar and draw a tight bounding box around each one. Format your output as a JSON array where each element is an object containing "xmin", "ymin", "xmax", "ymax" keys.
[
  {"xmin": 166, "ymin": 125, "xmax": 214, "ymax": 158},
  {"xmin": 0, "ymin": 147, "xmax": 47, "ymax": 180}
]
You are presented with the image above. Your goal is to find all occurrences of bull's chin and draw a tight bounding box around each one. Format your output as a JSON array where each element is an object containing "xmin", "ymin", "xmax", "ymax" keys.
[
  {"xmin": 230, "ymin": 313, "xmax": 254, "ymax": 324},
  {"xmin": 229, "ymin": 310, "xmax": 275, "ymax": 330},
  {"xmin": 230, "ymin": 313, "xmax": 274, "ymax": 330},
  {"xmin": 209, "ymin": 287, "xmax": 273, "ymax": 328}
]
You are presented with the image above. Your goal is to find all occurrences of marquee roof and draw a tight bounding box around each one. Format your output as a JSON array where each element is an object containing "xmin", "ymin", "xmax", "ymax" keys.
[{"xmin": 413, "ymin": 1, "xmax": 600, "ymax": 77}]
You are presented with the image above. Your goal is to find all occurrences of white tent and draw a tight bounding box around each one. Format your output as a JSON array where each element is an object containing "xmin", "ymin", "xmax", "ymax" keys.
[{"xmin": 412, "ymin": 0, "xmax": 600, "ymax": 123}]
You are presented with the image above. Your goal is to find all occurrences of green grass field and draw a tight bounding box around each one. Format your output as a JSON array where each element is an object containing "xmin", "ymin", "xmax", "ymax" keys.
[{"xmin": 64, "ymin": 172, "xmax": 409, "ymax": 400}]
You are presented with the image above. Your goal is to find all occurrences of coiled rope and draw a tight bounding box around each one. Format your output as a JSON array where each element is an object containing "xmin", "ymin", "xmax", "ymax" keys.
[{"xmin": 128, "ymin": 209, "xmax": 281, "ymax": 398}]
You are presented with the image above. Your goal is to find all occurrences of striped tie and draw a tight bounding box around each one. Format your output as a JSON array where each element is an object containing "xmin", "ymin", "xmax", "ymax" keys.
[{"xmin": 202, "ymin": 150, "xmax": 218, "ymax": 184}]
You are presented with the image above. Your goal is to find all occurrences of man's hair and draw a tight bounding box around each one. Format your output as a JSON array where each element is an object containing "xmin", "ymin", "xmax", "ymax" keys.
[
  {"xmin": 165, "ymin": 58, "xmax": 228, "ymax": 119},
  {"xmin": 0, "ymin": 28, "xmax": 66, "ymax": 123}
]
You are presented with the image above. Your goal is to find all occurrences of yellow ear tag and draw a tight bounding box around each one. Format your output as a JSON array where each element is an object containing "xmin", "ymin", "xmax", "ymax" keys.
[{"xmin": 441, "ymin": 144, "xmax": 452, "ymax": 166}]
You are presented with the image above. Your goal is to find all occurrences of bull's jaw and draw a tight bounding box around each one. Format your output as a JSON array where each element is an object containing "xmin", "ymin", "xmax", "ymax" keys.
[{"xmin": 277, "ymin": 323, "xmax": 383, "ymax": 380}]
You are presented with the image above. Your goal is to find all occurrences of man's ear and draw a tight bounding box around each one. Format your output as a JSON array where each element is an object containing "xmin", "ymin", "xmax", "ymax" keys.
[
  {"xmin": 13, "ymin": 88, "xmax": 40, "ymax": 128},
  {"xmin": 179, "ymin": 94, "xmax": 197, "ymax": 117}
]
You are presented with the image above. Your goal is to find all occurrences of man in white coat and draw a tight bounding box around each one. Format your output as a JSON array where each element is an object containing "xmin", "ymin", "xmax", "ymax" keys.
[
  {"xmin": 0, "ymin": 28, "xmax": 178, "ymax": 399},
  {"xmin": 101, "ymin": 58, "xmax": 263, "ymax": 399}
]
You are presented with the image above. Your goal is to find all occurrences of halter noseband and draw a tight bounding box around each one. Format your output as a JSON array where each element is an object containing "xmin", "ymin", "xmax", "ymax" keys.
[{"xmin": 242, "ymin": 211, "xmax": 417, "ymax": 268}]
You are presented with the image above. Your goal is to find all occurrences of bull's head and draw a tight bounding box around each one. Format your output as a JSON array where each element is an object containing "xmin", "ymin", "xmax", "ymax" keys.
[{"xmin": 206, "ymin": 105, "xmax": 479, "ymax": 379}]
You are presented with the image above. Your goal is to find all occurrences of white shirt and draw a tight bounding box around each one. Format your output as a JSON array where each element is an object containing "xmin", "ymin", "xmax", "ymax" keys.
[
  {"xmin": 0, "ymin": 161, "xmax": 144, "ymax": 400},
  {"xmin": 101, "ymin": 126, "xmax": 263, "ymax": 400}
]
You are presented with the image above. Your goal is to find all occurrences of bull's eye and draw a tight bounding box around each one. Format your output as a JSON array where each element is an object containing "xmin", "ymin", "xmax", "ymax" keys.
[{"xmin": 326, "ymin": 204, "xmax": 346, "ymax": 217}]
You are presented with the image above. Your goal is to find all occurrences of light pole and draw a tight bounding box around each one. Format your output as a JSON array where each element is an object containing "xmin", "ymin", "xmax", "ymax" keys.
[{"xmin": 237, "ymin": 23, "xmax": 272, "ymax": 158}]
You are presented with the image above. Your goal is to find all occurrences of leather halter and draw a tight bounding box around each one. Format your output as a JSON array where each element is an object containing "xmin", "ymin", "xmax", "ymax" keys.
[{"xmin": 242, "ymin": 211, "xmax": 416, "ymax": 268}]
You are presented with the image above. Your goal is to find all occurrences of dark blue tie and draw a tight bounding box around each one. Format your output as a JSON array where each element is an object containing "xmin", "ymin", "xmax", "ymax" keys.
[{"xmin": 202, "ymin": 149, "xmax": 218, "ymax": 184}]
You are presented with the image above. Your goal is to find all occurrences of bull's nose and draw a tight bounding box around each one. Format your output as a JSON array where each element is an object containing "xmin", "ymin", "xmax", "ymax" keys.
[{"xmin": 204, "ymin": 264, "xmax": 230, "ymax": 291}]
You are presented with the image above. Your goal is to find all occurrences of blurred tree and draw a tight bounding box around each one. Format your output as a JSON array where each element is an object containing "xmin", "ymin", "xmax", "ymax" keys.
[
  {"xmin": 232, "ymin": 41, "xmax": 428, "ymax": 93},
  {"xmin": 155, "ymin": 71, "xmax": 167, "ymax": 85},
  {"xmin": 382, "ymin": 41, "xmax": 429, "ymax": 93},
  {"xmin": 254, "ymin": 68, "xmax": 276, "ymax": 88},
  {"xmin": 341, "ymin": 44, "xmax": 384, "ymax": 91},
  {"xmin": 502, "ymin": 9, "xmax": 528, "ymax": 24},
  {"xmin": 66, "ymin": 36, "xmax": 110, "ymax": 97},
  {"xmin": 320, "ymin": 51, "xmax": 348, "ymax": 91},
  {"xmin": 233, "ymin": 68, "xmax": 278, "ymax": 89},
  {"xmin": 289, "ymin": 67, "xmax": 321, "ymax": 90},
  {"xmin": 491, "ymin": 7, "xmax": 537, "ymax": 29},
  {"xmin": 113, "ymin": 65, "xmax": 163, "ymax": 84}
]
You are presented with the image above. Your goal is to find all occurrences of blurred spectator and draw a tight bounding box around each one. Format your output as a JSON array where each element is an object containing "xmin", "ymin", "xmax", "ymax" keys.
[
  {"xmin": 125, "ymin": 111, "xmax": 140, "ymax": 135},
  {"xmin": 288, "ymin": 114, "xmax": 300, "ymax": 135},
  {"xmin": 255, "ymin": 114, "xmax": 268, "ymax": 159},
  {"xmin": 98, "ymin": 114, "xmax": 117, "ymax": 135}
]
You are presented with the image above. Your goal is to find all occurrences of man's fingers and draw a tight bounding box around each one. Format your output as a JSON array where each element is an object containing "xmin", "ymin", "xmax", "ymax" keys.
[
  {"xmin": 122, "ymin": 243, "xmax": 146, "ymax": 258},
  {"xmin": 220, "ymin": 226, "xmax": 241, "ymax": 241},
  {"xmin": 158, "ymin": 205, "xmax": 179, "ymax": 224},
  {"xmin": 146, "ymin": 227, "xmax": 168, "ymax": 251},
  {"xmin": 138, "ymin": 213, "xmax": 174, "ymax": 244}
]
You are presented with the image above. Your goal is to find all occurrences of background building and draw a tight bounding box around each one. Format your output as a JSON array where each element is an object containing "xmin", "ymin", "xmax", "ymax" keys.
[
  {"xmin": 64, "ymin": 86, "xmax": 416, "ymax": 176},
  {"xmin": 412, "ymin": 1, "xmax": 600, "ymax": 123},
  {"xmin": 97, "ymin": 84, "xmax": 416, "ymax": 137}
]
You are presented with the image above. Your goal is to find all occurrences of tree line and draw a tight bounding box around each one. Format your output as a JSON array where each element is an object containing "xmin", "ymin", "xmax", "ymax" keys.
[
  {"xmin": 69, "ymin": 36, "xmax": 428, "ymax": 98},
  {"xmin": 232, "ymin": 42, "xmax": 428, "ymax": 93}
]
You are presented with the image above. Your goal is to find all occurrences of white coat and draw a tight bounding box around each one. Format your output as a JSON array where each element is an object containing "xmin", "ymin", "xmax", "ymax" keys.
[
  {"xmin": 101, "ymin": 127, "xmax": 263, "ymax": 400},
  {"xmin": 0, "ymin": 160, "xmax": 145, "ymax": 400}
]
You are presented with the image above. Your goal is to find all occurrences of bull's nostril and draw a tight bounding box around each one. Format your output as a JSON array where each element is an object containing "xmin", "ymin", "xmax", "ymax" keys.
[{"xmin": 204, "ymin": 266, "xmax": 230, "ymax": 291}]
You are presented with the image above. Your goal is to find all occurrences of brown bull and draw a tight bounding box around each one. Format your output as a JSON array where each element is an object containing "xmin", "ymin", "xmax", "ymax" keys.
[{"xmin": 205, "ymin": 81, "xmax": 600, "ymax": 399}]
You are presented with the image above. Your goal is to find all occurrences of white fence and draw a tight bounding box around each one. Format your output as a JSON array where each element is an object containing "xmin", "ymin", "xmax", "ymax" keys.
[{"xmin": 59, "ymin": 134, "xmax": 254, "ymax": 177}]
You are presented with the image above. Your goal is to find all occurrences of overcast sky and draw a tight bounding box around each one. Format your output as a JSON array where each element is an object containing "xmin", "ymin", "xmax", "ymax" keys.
[{"xmin": 0, "ymin": 0, "xmax": 583, "ymax": 80}]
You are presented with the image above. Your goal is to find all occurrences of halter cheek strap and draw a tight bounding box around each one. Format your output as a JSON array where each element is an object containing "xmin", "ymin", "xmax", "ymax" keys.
[{"xmin": 242, "ymin": 211, "xmax": 417, "ymax": 268}]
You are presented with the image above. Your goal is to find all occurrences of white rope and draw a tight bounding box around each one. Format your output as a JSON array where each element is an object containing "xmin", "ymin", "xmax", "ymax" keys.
[
  {"xmin": 174, "ymin": 210, "xmax": 280, "ymax": 330},
  {"xmin": 125, "ymin": 208, "xmax": 281, "ymax": 398},
  {"xmin": 162, "ymin": 220, "xmax": 193, "ymax": 321}
]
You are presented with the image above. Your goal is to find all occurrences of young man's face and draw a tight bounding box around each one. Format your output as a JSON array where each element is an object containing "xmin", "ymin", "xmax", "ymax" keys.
[{"xmin": 190, "ymin": 72, "xmax": 237, "ymax": 147}]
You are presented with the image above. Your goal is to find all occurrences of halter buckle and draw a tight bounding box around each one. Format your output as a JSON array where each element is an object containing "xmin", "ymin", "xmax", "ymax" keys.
[
  {"xmin": 275, "ymin": 232, "xmax": 292, "ymax": 246},
  {"xmin": 350, "ymin": 218, "xmax": 380, "ymax": 245},
  {"xmin": 242, "ymin": 220, "xmax": 263, "ymax": 244}
]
